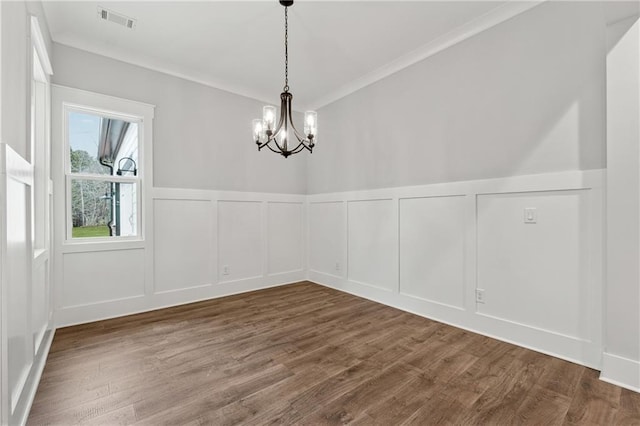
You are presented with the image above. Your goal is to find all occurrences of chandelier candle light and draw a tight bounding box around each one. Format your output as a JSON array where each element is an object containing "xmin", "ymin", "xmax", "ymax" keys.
[{"xmin": 252, "ymin": 0, "xmax": 317, "ymax": 158}]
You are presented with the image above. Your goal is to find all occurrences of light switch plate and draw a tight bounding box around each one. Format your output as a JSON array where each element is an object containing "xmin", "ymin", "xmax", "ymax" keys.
[{"xmin": 524, "ymin": 207, "xmax": 537, "ymax": 224}]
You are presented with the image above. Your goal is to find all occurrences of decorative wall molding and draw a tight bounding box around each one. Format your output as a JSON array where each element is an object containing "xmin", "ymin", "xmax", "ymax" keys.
[
  {"xmin": 13, "ymin": 330, "xmax": 54, "ymax": 426},
  {"xmin": 50, "ymin": 168, "xmax": 640, "ymax": 395},
  {"xmin": 52, "ymin": 35, "xmax": 280, "ymax": 110},
  {"xmin": 600, "ymin": 352, "xmax": 640, "ymax": 393},
  {"xmin": 52, "ymin": 1, "xmax": 545, "ymax": 112},
  {"xmin": 308, "ymin": 0, "xmax": 546, "ymax": 109},
  {"xmin": 307, "ymin": 169, "xmax": 605, "ymax": 370},
  {"xmin": 56, "ymin": 188, "xmax": 306, "ymax": 327},
  {"xmin": 1, "ymin": 144, "xmax": 55, "ymax": 425}
]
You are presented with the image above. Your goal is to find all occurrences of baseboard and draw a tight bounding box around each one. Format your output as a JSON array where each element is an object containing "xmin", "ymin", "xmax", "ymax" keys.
[
  {"xmin": 306, "ymin": 169, "xmax": 605, "ymax": 371},
  {"xmin": 56, "ymin": 275, "xmax": 305, "ymax": 328},
  {"xmin": 12, "ymin": 327, "xmax": 55, "ymax": 426},
  {"xmin": 312, "ymin": 276, "xmax": 639, "ymax": 395},
  {"xmin": 600, "ymin": 352, "xmax": 640, "ymax": 393},
  {"xmin": 309, "ymin": 273, "xmax": 602, "ymax": 369}
]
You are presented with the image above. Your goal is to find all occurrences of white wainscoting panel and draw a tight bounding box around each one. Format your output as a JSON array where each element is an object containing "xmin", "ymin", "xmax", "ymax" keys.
[
  {"xmin": 600, "ymin": 352, "xmax": 640, "ymax": 392},
  {"xmin": 309, "ymin": 201, "xmax": 345, "ymax": 278},
  {"xmin": 347, "ymin": 199, "xmax": 396, "ymax": 291},
  {"xmin": 153, "ymin": 199, "xmax": 213, "ymax": 293},
  {"xmin": 56, "ymin": 189, "xmax": 305, "ymax": 327},
  {"xmin": 217, "ymin": 201, "xmax": 263, "ymax": 282},
  {"xmin": 399, "ymin": 196, "xmax": 466, "ymax": 309},
  {"xmin": 62, "ymin": 249, "xmax": 145, "ymax": 308},
  {"xmin": 2, "ymin": 143, "xmax": 54, "ymax": 426},
  {"xmin": 6, "ymin": 173, "xmax": 32, "ymax": 413},
  {"xmin": 31, "ymin": 257, "xmax": 49, "ymax": 353},
  {"xmin": 268, "ymin": 202, "xmax": 303, "ymax": 275},
  {"xmin": 308, "ymin": 170, "xmax": 604, "ymax": 369},
  {"xmin": 477, "ymin": 190, "xmax": 590, "ymax": 340}
]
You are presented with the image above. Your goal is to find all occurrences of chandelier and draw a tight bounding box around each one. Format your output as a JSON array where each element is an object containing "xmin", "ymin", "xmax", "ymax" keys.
[{"xmin": 252, "ymin": 0, "xmax": 317, "ymax": 158}]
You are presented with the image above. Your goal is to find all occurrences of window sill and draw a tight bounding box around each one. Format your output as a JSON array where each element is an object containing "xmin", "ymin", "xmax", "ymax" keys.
[{"xmin": 61, "ymin": 238, "xmax": 145, "ymax": 254}]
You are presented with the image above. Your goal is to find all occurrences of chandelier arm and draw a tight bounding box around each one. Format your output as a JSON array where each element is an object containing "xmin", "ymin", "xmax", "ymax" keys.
[
  {"xmin": 288, "ymin": 137, "xmax": 313, "ymax": 154},
  {"xmin": 289, "ymin": 124, "xmax": 308, "ymax": 145},
  {"xmin": 287, "ymin": 117, "xmax": 311, "ymax": 148},
  {"xmin": 284, "ymin": 131, "xmax": 312, "ymax": 154},
  {"xmin": 267, "ymin": 92, "xmax": 289, "ymax": 150},
  {"xmin": 297, "ymin": 141, "xmax": 313, "ymax": 152},
  {"xmin": 285, "ymin": 91, "xmax": 311, "ymax": 146},
  {"xmin": 259, "ymin": 132, "xmax": 310, "ymax": 157},
  {"xmin": 268, "ymin": 118, "xmax": 311, "ymax": 151},
  {"xmin": 260, "ymin": 133, "xmax": 280, "ymax": 150},
  {"xmin": 257, "ymin": 139, "xmax": 272, "ymax": 150},
  {"xmin": 287, "ymin": 143, "xmax": 303, "ymax": 155},
  {"xmin": 269, "ymin": 134, "xmax": 284, "ymax": 152},
  {"xmin": 289, "ymin": 142, "xmax": 307, "ymax": 154},
  {"xmin": 264, "ymin": 142, "xmax": 284, "ymax": 155}
]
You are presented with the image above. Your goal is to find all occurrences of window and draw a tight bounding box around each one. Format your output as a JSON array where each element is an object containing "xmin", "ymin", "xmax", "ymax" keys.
[
  {"xmin": 53, "ymin": 86, "xmax": 153, "ymax": 246},
  {"xmin": 65, "ymin": 108, "xmax": 141, "ymax": 240}
]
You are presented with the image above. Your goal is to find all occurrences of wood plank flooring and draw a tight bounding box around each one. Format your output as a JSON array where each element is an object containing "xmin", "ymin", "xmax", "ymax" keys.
[{"xmin": 28, "ymin": 282, "xmax": 640, "ymax": 425}]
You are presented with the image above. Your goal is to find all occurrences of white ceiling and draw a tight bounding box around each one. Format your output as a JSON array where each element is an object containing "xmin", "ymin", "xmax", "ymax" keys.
[{"xmin": 43, "ymin": 1, "xmax": 543, "ymax": 110}]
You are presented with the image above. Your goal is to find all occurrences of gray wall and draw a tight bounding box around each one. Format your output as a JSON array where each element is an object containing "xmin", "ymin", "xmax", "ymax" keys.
[
  {"xmin": 307, "ymin": 2, "xmax": 606, "ymax": 194},
  {"xmin": 51, "ymin": 2, "xmax": 608, "ymax": 196},
  {"xmin": 52, "ymin": 44, "xmax": 307, "ymax": 194}
]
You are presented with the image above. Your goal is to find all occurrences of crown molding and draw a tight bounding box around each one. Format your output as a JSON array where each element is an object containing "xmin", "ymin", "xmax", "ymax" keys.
[
  {"xmin": 52, "ymin": 34, "xmax": 290, "ymax": 107},
  {"xmin": 53, "ymin": 1, "xmax": 545, "ymax": 112},
  {"xmin": 308, "ymin": 0, "xmax": 546, "ymax": 110},
  {"xmin": 54, "ymin": 35, "xmax": 315, "ymax": 111}
]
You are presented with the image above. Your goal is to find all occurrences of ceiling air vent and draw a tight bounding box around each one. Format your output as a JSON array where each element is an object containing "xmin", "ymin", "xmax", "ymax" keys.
[{"xmin": 97, "ymin": 6, "xmax": 136, "ymax": 30}]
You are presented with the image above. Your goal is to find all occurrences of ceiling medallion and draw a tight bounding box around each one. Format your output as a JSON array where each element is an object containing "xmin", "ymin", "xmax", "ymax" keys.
[{"xmin": 252, "ymin": 0, "xmax": 317, "ymax": 158}]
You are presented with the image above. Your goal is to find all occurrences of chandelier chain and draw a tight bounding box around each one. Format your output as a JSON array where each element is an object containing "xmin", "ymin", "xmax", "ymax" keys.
[{"xmin": 284, "ymin": 6, "xmax": 289, "ymax": 92}]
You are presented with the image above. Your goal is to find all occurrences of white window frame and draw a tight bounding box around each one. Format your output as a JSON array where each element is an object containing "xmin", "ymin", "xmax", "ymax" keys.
[
  {"xmin": 64, "ymin": 105, "xmax": 142, "ymax": 242},
  {"xmin": 52, "ymin": 86, "xmax": 154, "ymax": 247}
]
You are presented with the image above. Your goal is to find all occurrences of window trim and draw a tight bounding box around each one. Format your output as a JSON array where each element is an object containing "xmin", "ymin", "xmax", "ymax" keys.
[
  {"xmin": 30, "ymin": 45, "xmax": 50, "ymax": 254},
  {"xmin": 52, "ymin": 85, "xmax": 155, "ymax": 248}
]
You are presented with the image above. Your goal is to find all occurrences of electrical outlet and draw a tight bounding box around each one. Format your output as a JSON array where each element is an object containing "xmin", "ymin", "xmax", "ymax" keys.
[
  {"xmin": 335, "ymin": 262, "xmax": 341, "ymax": 271},
  {"xmin": 476, "ymin": 288, "xmax": 485, "ymax": 304},
  {"xmin": 223, "ymin": 265, "xmax": 230, "ymax": 275}
]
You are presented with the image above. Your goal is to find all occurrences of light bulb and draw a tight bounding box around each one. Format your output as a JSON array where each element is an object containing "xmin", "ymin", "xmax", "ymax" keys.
[
  {"xmin": 304, "ymin": 111, "xmax": 317, "ymax": 139},
  {"xmin": 263, "ymin": 106, "xmax": 277, "ymax": 132},
  {"xmin": 277, "ymin": 130, "xmax": 287, "ymax": 149},
  {"xmin": 252, "ymin": 119, "xmax": 264, "ymax": 142}
]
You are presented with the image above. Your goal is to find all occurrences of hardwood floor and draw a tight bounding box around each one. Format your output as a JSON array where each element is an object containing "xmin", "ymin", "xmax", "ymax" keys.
[{"xmin": 28, "ymin": 282, "xmax": 640, "ymax": 425}]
